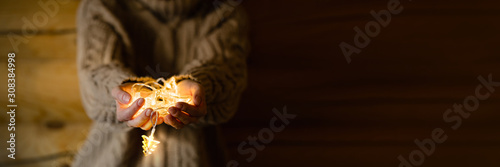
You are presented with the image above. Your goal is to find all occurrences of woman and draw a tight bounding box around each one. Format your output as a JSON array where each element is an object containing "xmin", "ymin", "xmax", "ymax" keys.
[{"xmin": 72, "ymin": 0, "xmax": 249, "ymax": 166}]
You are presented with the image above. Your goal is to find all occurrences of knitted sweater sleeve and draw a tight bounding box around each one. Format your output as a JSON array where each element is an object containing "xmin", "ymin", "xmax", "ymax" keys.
[
  {"xmin": 76, "ymin": 0, "xmax": 135, "ymax": 125},
  {"xmin": 175, "ymin": 8, "xmax": 250, "ymax": 125}
]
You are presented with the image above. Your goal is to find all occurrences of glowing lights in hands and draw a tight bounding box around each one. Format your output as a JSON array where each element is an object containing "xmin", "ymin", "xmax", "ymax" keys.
[
  {"xmin": 130, "ymin": 77, "xmax": 191, "ymax": 117},
  {"xmin": 132, "ymin": 77, "xmax": 190, "ymax": 156}
]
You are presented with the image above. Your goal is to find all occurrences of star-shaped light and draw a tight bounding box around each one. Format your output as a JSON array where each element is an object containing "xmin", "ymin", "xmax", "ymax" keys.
[{"xmin": 142, "ymin": 134, "xmax": 160, "ymax": 156}]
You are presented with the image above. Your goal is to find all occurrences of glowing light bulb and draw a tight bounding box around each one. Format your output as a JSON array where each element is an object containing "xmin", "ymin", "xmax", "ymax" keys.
[
  {"xmin": 142, "ymin": 111, "xmax": 160, "ymax": 156},
  {"xmin": 131, "ymin": 77, "xmax": 192, "ymax": 117},
  {"xmin": 131, "ymin": 77, "xmax": 192, "ymax": 156},
  {"xmin": 141, "ymin": 133, "xmax": 160, "ymax": 156}
]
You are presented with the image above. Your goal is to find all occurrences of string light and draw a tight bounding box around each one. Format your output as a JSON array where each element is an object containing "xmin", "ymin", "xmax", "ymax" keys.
[
  {"xmin": 131, "ymin": 77, "xmax": 191, "ymax": 156},
  {"xmin": 142, "ymin": 112, "xmax": 160, "ymax": 156},
  {"xmin": 130, "ymin": 77, "xmax": 192, "ymax": 117}
]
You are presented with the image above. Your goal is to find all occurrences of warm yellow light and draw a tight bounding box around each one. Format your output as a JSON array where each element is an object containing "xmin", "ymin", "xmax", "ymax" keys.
[
  {"xmin": 130, "ymin": 77, "xmax": 191, "ymax": 118},
  {"xmin": 142, "ymin": 112, "xmax": 160, "ymax": 156},
  {"xmin": 141, "ymin": 133, "xmax": 160, "ymax": 156},
  {"xmin": 133, "ymin": 77, "xmax": 189, "ymax": 156}
]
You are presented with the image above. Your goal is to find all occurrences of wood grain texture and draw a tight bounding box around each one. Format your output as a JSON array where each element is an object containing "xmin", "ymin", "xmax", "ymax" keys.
[
  {"xmin": 0, "ymin": 0, "xmax": 79, "ymax": 32},
  {"xmin": 0, "ymin": 123, "xmax": 90, "ymax": 167},
  {"xmin": 0, "ymin": 0, "xmax": 87, "ymax": 165}
]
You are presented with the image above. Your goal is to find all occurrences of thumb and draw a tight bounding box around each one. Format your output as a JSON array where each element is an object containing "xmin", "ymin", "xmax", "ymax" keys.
[{"xmin": 192, "ymin": 84, "xmax": 204, "ymax": 106}]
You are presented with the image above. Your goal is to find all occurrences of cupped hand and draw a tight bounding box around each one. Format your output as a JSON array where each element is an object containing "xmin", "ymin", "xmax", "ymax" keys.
[
  {"xmin": 112, "ymin": 83, "xmax": 162, "ymax": 130},
  {"xmin": 163, "ymin": 80, "xmax": 207, "ymax": 129}
]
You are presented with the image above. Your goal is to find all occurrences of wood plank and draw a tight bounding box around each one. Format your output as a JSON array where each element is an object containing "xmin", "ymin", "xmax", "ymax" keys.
[
  {"xmin": 226, "ymin": 144, "xmax": 500, "ymax": 167},
  {"xmin": 223, "ymin": 126, "xmax": 500, "ymax": 166},
  {"xmin": 244, "ymin": 0, "xmax": 500, "ymax": 80},
  {"xmin": 0, "ymin": 32, "xmax": 76, "ymax": 59},
  {"xmin": 0, "ymin": 0, "xmax": 79, "ymax": 32},
  {"xmin": 0, "ymin": 58, "xmax": 88, "ymax": 123},
  {"xmin": 0, "ymin": 123, "xmax": 91, "ymax": 167},
  {"xmin": 222, "ymin": 126, "xmax": 500, "ymax": 146}
]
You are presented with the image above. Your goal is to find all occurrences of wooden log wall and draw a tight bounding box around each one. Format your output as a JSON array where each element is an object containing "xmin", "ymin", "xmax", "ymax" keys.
[
  {"xmin": 0, "ymin": 1, "xmax": 88, "ymax": 167},
  {"xmin": 0, "ymin": 0, "xmax": 500, "ymax": 166}
]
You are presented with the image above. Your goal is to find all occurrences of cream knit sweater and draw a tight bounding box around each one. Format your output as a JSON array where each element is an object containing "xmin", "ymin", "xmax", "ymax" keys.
[{"xmin": 72, "ymin": 0, "xmax": 249, "ymax": 166}]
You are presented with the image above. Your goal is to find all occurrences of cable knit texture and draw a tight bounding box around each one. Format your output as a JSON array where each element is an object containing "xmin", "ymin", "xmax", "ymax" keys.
[{"xmin": 73, "ymin": 0, "xmax": 249, "ymax": 166}]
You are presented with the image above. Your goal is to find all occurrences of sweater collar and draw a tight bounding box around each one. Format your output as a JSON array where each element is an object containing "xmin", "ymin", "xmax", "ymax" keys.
[{"xmin": 136, "ymin": 0, "xmax": 202, "ymax": 20}]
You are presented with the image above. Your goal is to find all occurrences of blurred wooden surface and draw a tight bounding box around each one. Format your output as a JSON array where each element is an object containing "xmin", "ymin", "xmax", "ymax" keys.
[
  {"xmin": 1, "ymin": 0, "xmax": 500, "ymax": 166},
  {"xmin": 0, "ymin": 1, "xmax": 87, "ymax": 167}
]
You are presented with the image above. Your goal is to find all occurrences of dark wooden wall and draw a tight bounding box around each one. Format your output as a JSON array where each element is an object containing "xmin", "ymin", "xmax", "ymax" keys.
[{"xmin": 222, "ymin": 0, "xmax": 500, "ymax": 166}]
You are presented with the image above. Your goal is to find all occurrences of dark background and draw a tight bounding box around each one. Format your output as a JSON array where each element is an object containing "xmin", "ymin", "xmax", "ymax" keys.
[{"xmin": 222, "ymin": 0, "xmax": 500, "ymax": 166}]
